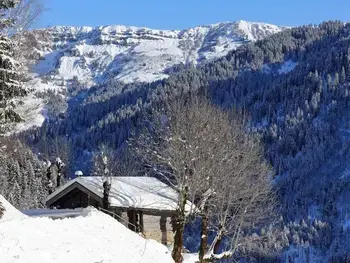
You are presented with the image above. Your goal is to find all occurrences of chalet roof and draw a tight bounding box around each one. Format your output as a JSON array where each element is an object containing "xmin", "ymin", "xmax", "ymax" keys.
[{"xmin": 45, "ymin": 176, "xmax": 185, "ymax": 212}]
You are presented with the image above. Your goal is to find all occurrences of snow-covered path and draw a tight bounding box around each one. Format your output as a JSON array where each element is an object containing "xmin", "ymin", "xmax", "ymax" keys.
[{"xmin": 0, "ymin": 196, "xmax": 173, "ymax": 263}]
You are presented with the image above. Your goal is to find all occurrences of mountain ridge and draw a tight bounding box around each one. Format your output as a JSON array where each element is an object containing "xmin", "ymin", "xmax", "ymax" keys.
[
  {"xmin": 43, "ymin": 20, "xmax": 285, "ymax": 38},
  {"xmin": 15, "ymin": 20, "xmax": 283, "ymax": 132}
]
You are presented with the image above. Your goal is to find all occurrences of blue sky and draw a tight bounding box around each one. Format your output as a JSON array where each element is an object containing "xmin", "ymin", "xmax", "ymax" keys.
[{"xmin": 35, "ymin": 0, "xmax": 350, "ymax": 29}]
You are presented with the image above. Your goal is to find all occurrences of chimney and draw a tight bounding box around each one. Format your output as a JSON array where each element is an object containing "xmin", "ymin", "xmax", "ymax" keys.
[{"xmin": 75, "ymin": 171, "xmax": 83, "ymax": 177}]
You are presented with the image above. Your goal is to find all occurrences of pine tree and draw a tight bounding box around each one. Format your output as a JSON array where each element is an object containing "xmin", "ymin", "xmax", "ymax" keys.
[
  {"xmin": 334, "ymin": 73, "xmax": 340, "ymax": 88},
  {"xmin": 0, "ymin": 138, "xmax": 47, "ymax": 209},
  {"xmin": 341, "ymin": 66, "xmax": 346, "ymax": 83},
  {"xmin": 0, "ymin": 0, "xmax": 25, "ymax": 133},
  {"xmin": 0, "ymin": 0, "xmax": 19, "ymax": 31}
]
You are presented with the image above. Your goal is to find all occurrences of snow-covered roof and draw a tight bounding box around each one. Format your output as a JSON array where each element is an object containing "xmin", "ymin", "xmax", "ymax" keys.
[{"xmin": 46, "ymin": 176, "xmax": 182, "ymax": 212}]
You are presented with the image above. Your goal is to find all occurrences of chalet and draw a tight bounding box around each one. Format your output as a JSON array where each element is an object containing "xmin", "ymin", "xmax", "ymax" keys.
[{"xmin": 45, "ymin": 176, "xmax": 188, "ymax": 245}]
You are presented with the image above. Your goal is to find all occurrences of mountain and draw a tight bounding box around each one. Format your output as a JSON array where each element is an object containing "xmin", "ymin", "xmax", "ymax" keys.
[
  {"xmin": 31, "ymin": 20, "xmax": 283, "ymax": 84},
  {"xmin": 23, "ymin": 21, "xmax": 350, "ymax": 262},
  {"xmin": 15, "ymin": 20, "xmax": 283, "ymax": 132}
]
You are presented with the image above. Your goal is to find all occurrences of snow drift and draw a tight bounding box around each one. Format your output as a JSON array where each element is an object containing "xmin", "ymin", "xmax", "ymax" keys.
[
  {"xmin": 0, "ymin": 195, "xmax": 173, "ymax": 263},
  {"xmin": 0, "ymin": 195, "xmax": 27, "ymax": 222}
]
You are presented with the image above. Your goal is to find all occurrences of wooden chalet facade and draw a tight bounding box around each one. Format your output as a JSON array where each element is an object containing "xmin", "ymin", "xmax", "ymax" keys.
[{"xmin": 45, "ymin": 176, "xmax": 182, "ymax": 244}]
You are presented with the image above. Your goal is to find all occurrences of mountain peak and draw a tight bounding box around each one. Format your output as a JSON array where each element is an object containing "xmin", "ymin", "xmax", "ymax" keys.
[
  {"xmin": 16, "ymin": 20, "xmax": 284, "ymax": 132},
  {"xmin": 30, "ymin": 20, "xmax": 283, "ymax": 83}
]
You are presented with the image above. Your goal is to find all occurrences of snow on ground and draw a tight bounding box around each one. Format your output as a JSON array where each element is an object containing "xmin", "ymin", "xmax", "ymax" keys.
[
  {"xmin": 261, "ymin": 60, "xmax": 298, "ymax": 76},
  {"xmin": 12, "ymin": 95, "xmax": 46, "ymax": 133},
  {"xmin": 58, "ymin": 56, "xmax": 91, "ymax": 80},
  {"xmin": 35, "ymin": 50, "xmax": 62, "ymax": 76},
  {"xmin": 0, "ymin": 195, "xmax": 174, "ymax": 263},
  {"xmin": 278, "ymin": 60, "xmax": 298, "ymax": 74},
  {"xmin": 183, "ymin": 253, "xmax": 199, "ymax": 263},
  {"xmin": 22, "ymin": 208, "xmax": 85, "ymax": 219},
  {"xmin": 261, "ymin": 64, "xmax": 272, "ymax": 73},
  {"xmin": 10, "ymin": 75, "xmax": 65, "ymax": 134},
  {"xmin": 237, "ymin": 20, "xmax": 284, "ymax": 41},
  {"xmin": 0, "ymin": 195, "xmax": 27, "ymax": 222},
  {"xmin": 343, "ymin": 219, "xmax": 350, "ymax": 230},
  {"xmin": 281, "ymin": 245, "xmax": 324, "ymax": 263}
]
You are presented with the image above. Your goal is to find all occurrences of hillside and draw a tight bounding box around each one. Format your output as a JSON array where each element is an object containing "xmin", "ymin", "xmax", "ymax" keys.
[
  {"xmin": 23, "ymin": 21, "xmax": 350, "ymax": 262},
  {"xmin": 14, "ymin": 20, "xmax": 283, "ymax": 132}
]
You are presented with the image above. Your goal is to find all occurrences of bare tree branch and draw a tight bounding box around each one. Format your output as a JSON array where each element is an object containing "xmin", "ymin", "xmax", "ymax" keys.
[
  {"xmin": 6, "ymin": 0, "xmax": 45, "ymax": 34},
  {"xmin": 129, "ymin": 97, "xmax": 275, "ymax": 263}
]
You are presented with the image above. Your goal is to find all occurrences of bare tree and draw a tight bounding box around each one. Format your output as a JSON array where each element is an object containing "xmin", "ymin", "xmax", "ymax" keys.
[
  {"xmin": 5, "ymin": 0, "xmax": 45, "ymax": 35},
  {"xmin": 92, "ymin": 144, "xmax": 114, "ymax": 210},
  {"xmin": 203, "ymin": 120, "xmax": 275, "ymax": 261},
  {"xmin": 92, "ymin": 145, "xmax": 141, "ymax": 178},
  {"xmin": 130, "ymin": 99, "xmax": 207, "ymax": 263},
  {"xmin": 130, "ymin": 98, "xmax": 275, "ymax": 263},
  {"xmin": 7, "ymin": 0, "xmax": 47, "ymax": 77},
  {"xmin": 92, "ymin": 144, "xmax": 112, "ymax": 178},
  {"xmin": 112, "ymin": 149, "xmax": 142, "ymax": 177}
]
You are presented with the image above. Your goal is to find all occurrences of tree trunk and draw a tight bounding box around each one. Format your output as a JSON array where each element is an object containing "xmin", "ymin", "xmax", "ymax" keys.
[
  {"xmin": 213, "ymin": 236, "xmax": 222, "ymax": 255},
  {"xmin": 46, "ymin": 165, "xmax": 53, "ymax": 194},
  {"xmin": 103, "ymin": 181, "xmax": 111, "ymax": 210},
  {"xmin": 199, "ymin": 213, "xmax": 209, "ymax": 262},
  {"xmin": 172, "ymin": 188, "xmax": 188, "ymax": 263},
  {"xmin": 172, "ymin": 214, "xmax": 185, "ymax": 263},
  {"xmin": 160, "ymin": 216, "xmax": 168, "ymax": 245},
  {"xmin": 56, "ymin": 174, "xmax": 61, "ymax": 188}
]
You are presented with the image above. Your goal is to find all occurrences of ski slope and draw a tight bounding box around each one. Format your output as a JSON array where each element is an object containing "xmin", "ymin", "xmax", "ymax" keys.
[{"xmin": 0, "ymin": 195, "xmax": 174, "ymax": 263}]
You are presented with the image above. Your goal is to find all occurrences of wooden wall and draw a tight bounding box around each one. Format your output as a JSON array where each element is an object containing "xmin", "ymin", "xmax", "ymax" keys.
[
  {"xmin": 120, "ymin": 213, "xmax": 174, "ymax": 244},
  {"xmin": 51, "ymin": 188, "xmax": 101, "ymax": 209}
]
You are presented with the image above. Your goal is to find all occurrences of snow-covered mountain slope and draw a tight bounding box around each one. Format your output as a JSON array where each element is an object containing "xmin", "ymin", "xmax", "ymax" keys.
[
  {"xmin": 15, "ymin": 20, "xmax": 283, "ymax": 132},
  {"xmin": 29, "ymin": 20, "xmax": 283, "ymax": 85},
  {"xmin": 0, "ymin": 195, "xmax": 174, "ymax": 263}
]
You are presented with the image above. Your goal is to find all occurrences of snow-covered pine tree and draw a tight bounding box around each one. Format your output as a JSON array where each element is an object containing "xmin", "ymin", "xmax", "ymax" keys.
[
  {"xmin": 0, "ymin": 1, "xmax": 45, "ymax": 213},
  {"xmin": 0, "ymin": 0, "xmax": 19, "ymax": 28},
  {"xmin": 0, "ymin": 0, "xmax": 25, "ymax": 133}
]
